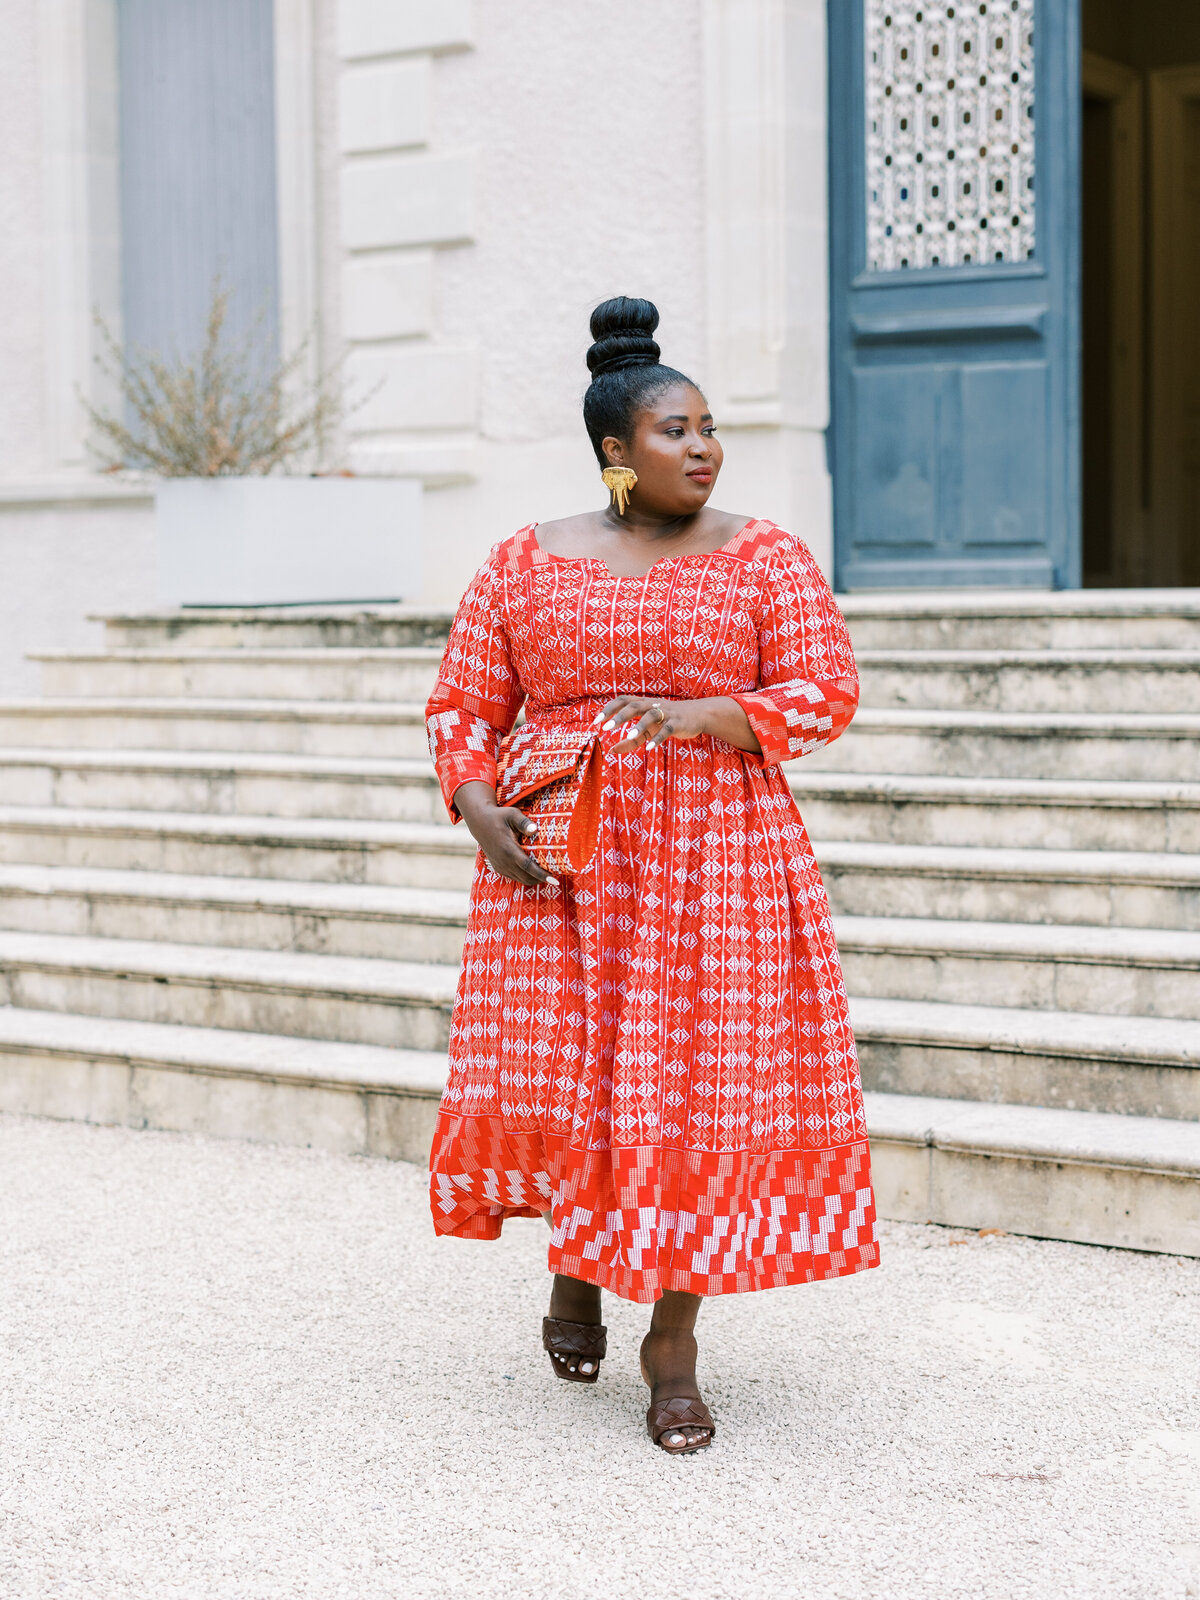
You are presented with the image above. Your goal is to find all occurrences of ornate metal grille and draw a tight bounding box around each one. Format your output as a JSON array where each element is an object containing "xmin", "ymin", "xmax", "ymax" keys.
[{"xmin": 865, "ymin": 0, "xmax": 1036, "ymax": 272}]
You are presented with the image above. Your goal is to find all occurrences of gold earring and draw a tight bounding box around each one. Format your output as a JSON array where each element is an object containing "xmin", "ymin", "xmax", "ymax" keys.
[{"xmin": 601, "ymin": 466, "xmax": 637, "ymax": 515}]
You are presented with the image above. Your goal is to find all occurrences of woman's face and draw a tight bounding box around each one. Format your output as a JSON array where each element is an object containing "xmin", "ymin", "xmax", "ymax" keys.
[{"xmin": 603, "ymin": 381, "xmax": 723, "ymax": 517}]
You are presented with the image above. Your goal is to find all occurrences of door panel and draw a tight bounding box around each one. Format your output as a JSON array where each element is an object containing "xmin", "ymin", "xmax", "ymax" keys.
[
  {"xmin": 961, "ymin": 362, "xmax": 1048, "ymax": 545},
  {"xmin": 828, "ymin": 0, "xmax": 1081, "ymax": 589},
  {"xmin": 852, "ymin": 366, "xmax": 942, "ymax": 546}
]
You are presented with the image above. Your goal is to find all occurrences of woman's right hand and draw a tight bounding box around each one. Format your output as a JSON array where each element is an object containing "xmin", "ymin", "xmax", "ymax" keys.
[{"xmin": 452, "ymin": 781, "xmax": 557, "ymax": 889}]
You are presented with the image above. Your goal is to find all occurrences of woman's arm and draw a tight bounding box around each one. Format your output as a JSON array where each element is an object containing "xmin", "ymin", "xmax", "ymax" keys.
[
  {"xmin": 425, "ymin": 551, "xmax": 523, "ymax": 813},
  {"xmin": 596, "ymin": 695, "xmax": 761, "ymax": 755},
  {"xmin": 426, "ymin": 550, "xmax": 555, "ymax": 888},
  {"xmin": 452, "ymin": 780, "xmax": 555, "ymax": 888}
]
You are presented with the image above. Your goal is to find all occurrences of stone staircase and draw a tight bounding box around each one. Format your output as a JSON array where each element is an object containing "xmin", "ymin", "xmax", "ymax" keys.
[{"xmin": 1, "ymin": 592, "xmax": 1198, "ymax": 1256}]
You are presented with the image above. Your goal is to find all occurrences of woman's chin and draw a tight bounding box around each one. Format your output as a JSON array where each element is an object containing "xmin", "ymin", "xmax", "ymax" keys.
[{"xmin": 675, "ymin": 482, "xmax": 716, "ymax": 511}]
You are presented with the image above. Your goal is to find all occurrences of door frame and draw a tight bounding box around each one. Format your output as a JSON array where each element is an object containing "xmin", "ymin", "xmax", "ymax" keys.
[
  {"xmin": 1081, "ymin": 50, "xmax": 1145, "ymax": 584},
  {"xmin": 1149, "ymin": 64, "xmax": 1200, "ymax": 588}
]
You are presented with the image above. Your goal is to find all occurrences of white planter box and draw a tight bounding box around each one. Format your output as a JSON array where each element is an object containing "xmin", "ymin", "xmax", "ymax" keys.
[{"xmin": 156, "ymin": 477, "xmax": 423, "ymax": 606}]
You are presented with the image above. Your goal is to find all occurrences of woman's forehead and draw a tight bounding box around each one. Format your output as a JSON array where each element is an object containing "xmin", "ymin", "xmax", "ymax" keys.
[{"xmin": 637, "ymin": 381, "xmax": 709, "ymax": 423}]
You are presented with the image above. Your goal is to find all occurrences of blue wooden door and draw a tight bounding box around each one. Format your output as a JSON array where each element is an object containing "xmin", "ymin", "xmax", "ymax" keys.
[{"xmin": 828, "ymin": 0, "xmax": 1080, "ymax": 590}]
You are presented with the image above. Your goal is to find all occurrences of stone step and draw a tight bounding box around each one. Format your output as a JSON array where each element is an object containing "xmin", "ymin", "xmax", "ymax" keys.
[
  {"xmin": 809, "ymin": 709, "xmax": 1200, "ymax": 781},
  {"xmin": 841, "ymin": 589, "xmax": 1200, "ymax": 650},
  {"xmin": 0, "ymin": 807, "xmax": 476, "ymax": 888},
  {"xmin": 6, "ymin": 748, "xmax": 1200, "ymax": 856},
  {"xmin": 0, "ymin": 698, "xmax": 430, "ymax": 757},
  {"xmin": 0, "ymin": 1006, "xmax": 444, "ymax": 1162},
  {"xmin": 0, "ymin": 1004, "xmax": 1193, "ymax": 1255},
  {"xmin": 866, "ymin": 1090, "xmax": 1199, "ymax": 1256},
  {"xmin": 38, "ymin": 645, "xmax": 1200, "ymax": 715},
  {"xmin": 849, "ymin": 995, "xmax": 1200, "ymax": 1120},
  {"xmin": 5, "ymin": 842, "xmax": 1198, "ymax": 966},
  {"xmin": 97, "ymin": 605, "xmax": 456, "ymax": 651},
  {"xmin": 854, "ymin": 649, "xmax": 1200, "ymax": 714},
  {"xmin": 0, "ymin": 747, "xmax": 445, "ymax": 822},
  {"xmin": 820, "ymin": 841, "xmax": 1200, "ymax": 930},
  {"xmin": 0, "ymin": 864, "xmax": 469, "ymax": 961},
  {"xmin": 0, "ymin": 930, "xmax": 458, "ymax": 1047},
  {"xmin": 5, "ymin": 803, "xmax": 1200, "ymax": 935},
  {"xmin": 790, "ymin": 772, "xmax": 1200, "ymax": 853},
  {"xmin": 34, "ymin": 647, "xmax": 445, "ymax": 704},
  {"xmin": 838, "ymin": 915, "xmax": 1200, "ymax": 1021},
  {"xmin": 95, "ymin": 591, "xmax": 1200, "ymax": 654}
]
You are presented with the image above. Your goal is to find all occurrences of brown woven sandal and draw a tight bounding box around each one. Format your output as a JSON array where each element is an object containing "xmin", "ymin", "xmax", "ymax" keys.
[
  {"xmin": 645, "ymin": 1394, "xmax": 715, "ymax": 1454},
  {"xmin": 542, "ymin": 1316, "xmax": 607, "ymax": 1384}
]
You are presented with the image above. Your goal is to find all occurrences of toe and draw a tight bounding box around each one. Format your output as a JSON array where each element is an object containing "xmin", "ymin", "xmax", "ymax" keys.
[{"xmin": 579, "ymin": 1360, "xmax": 595, "ymax": 1374}]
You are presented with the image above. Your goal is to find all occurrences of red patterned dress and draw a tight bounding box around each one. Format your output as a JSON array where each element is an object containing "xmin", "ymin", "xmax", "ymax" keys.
[{"xmin": 425, "ymin": 519, "xmax": 878, "ymax": 1302}]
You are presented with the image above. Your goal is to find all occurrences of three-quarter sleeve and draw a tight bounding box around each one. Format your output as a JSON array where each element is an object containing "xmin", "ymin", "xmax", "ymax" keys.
[
  {"xmin": 731, "ymin": 533, "xmax": 859, "ymax": 766},
  {"xmin": 426, "ymin": 551, "xmax": 525, "ymax": 820}
]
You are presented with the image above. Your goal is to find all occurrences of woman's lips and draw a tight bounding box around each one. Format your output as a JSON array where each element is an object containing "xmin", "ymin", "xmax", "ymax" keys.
[{"xmin": 687, "ymin": 469, "xmax": 713, "ymax": 483}]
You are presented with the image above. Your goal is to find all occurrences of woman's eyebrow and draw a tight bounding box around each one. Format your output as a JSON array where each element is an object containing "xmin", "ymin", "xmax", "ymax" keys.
[{"xmin": 659, "ymin": 413, "xmax": 712, "ymax": 424}]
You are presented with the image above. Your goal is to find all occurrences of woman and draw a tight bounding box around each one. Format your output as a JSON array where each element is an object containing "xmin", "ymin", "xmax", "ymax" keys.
[{"xmin": 425, "ymin": 297, "xmax": 878, "ymax": 1455}]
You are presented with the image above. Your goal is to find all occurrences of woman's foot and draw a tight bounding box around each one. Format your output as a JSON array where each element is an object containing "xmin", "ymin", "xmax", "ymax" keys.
[
  {"xmin": 543, "ymin": 1274, "xmax": 606, "ymax": 1381},
  {"xmin": 640, "ymin": 1292, "xmax": 714, "ymax": 1453}
]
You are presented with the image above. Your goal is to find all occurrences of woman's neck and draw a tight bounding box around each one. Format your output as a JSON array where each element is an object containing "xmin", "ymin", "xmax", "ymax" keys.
[{"xmin": 603, "ymin": 506, "xmax": 703, "ymax": 542}]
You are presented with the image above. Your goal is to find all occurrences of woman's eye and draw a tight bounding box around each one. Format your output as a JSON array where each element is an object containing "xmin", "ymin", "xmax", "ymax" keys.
[{"xmin": 702, "ymin": 426, "xmax": 717, "ymax": 435}]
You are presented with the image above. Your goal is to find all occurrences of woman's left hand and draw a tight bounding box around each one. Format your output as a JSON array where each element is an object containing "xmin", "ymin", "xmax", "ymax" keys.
[{"xmin": 595, "ymin": 695, "xmax": 711, "ymax": 754}]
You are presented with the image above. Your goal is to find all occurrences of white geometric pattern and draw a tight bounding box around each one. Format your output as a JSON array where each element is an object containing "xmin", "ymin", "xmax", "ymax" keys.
[{"xmin": 866, "ymin": 0, "xmax": 1036, "ymax": 271}]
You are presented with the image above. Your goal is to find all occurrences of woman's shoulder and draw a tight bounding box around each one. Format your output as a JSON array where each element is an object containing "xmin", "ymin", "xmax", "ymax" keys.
[
  {"xmin": 727, "ymin": 519, "xmax": 816, "ymax": 569},
  {"xmin": 491, "ymin": 524, "xmax": 541, "ymax": 572}
]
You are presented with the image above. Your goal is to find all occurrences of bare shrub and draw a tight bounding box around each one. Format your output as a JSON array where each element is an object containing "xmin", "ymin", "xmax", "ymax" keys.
[{"xmin": 84, "ymin": 285, "xmax": 359, "ymax": 477}]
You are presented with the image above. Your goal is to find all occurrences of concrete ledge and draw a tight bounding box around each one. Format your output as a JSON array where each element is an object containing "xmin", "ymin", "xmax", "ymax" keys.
[
  {"xmin": 0, "ymin": 478, "xmax": 155, "ymax": 509},
  {"xmin": 866, "ymin": 1091, "xmax": 1200, "ymax": 1256},
  {"xmin": 0, "ymin": 806, "xmax": 468, "ymax": 853},
  {"xmin": 837, "ymin": 914, "xmax": 1200, "ymax": 969},
  {"xmin": 839, "ymin": 589, "xmax": 1200, "ymax": 619},
  {"xmin": 0, "ymin": 697, "xmax": 429, "ymax": 724},
  {"xmin": 791, "ymin": 771, "xmax": 1200, "ymax": 807},
  {"xmin": 0, "ymin": 1009, "xmax": 443, "ymax": 1162},
  {"xmin": 850, "ymin": 995, "xmax": 1200, "ymax": 1069},
  {"xmin": 821, "ymin": 840, "xmax": 1200, "ymax": 888},
  {"xmin": 849, "ymin": 708, "xmax": 1200, "ymax": 736},
  {"xmin": 337, "ymin": 0, "xmax": 472, "ymax": 61}
]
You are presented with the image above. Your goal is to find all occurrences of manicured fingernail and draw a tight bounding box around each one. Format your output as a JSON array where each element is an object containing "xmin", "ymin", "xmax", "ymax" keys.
[
  {"xmin": 593, "ymin": 713, "xmax": 604, "ymax": 726},
  {"xmin": 525, "ymin": 822, "xmax": 537, "ymax": 834},
  {"xmin": 546, "ymin": 876, "xmax": 559, "ymax": 886},
  {"xmin": 602, "ymin": 719, "xmax": 616, "ymax": 731}
]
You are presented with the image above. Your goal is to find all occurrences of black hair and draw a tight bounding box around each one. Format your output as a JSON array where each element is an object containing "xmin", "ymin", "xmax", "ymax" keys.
[{"xmin": 582, "ymin": 296, "xmax": 701, "ymax": 466}]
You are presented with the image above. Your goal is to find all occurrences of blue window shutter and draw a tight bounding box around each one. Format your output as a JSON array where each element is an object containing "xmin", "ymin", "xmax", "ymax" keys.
[{"xmin": 117, "ymin": 0, "xmax": 280, "ymax": 364}]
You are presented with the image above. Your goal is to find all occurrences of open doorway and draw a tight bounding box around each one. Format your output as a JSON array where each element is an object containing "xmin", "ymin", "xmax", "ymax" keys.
[{"xmin": 1082, "ymin": 1, "xmax": 1200, "ymax": 586}]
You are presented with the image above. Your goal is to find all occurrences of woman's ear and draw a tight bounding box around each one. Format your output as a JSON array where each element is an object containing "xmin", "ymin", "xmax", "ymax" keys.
[{"xmin": 602, "ymin": 435, "xmax": 627, "ymax": 468}]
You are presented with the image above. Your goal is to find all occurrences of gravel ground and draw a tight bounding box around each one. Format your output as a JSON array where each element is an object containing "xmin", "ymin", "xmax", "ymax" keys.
[{"xmin": 1, "ymin": 1113, "xmax": 1198, "ymax": 1600}]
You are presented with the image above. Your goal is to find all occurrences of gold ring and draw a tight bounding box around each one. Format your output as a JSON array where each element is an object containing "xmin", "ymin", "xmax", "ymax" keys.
[{"xmin": 650, "ymin": 704, "xmax": 666, "ymax": 723}]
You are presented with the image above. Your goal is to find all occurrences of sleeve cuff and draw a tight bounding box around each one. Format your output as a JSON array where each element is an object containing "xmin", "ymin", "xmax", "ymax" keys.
[
  {"xmin": 731, "ymin": 691, "xmax": 794, "ymax": 766},
  {"xmin": 440, "ymin": 752, "xmax": 498, "ymax": 822}
]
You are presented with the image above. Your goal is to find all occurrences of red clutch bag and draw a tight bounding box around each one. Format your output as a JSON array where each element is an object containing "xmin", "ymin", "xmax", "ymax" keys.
[{"xmin": 495, "ymin": 722, "xmax": 604, "ymax": 878}]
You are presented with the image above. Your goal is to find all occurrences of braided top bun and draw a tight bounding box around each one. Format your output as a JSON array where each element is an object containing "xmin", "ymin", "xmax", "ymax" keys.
[
  {"xmin": 585, "ymin": 296, "xmax": 661, "ymax": 378},
  {"xmin": 581, "ymin": 295, "xmax": 699, "ymax": 466}
]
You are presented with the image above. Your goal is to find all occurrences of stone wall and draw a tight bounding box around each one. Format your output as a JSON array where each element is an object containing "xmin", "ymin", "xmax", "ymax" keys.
[{"xmin": 0, "ymin": 0, "xmax": 835, "ymax": 674}]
